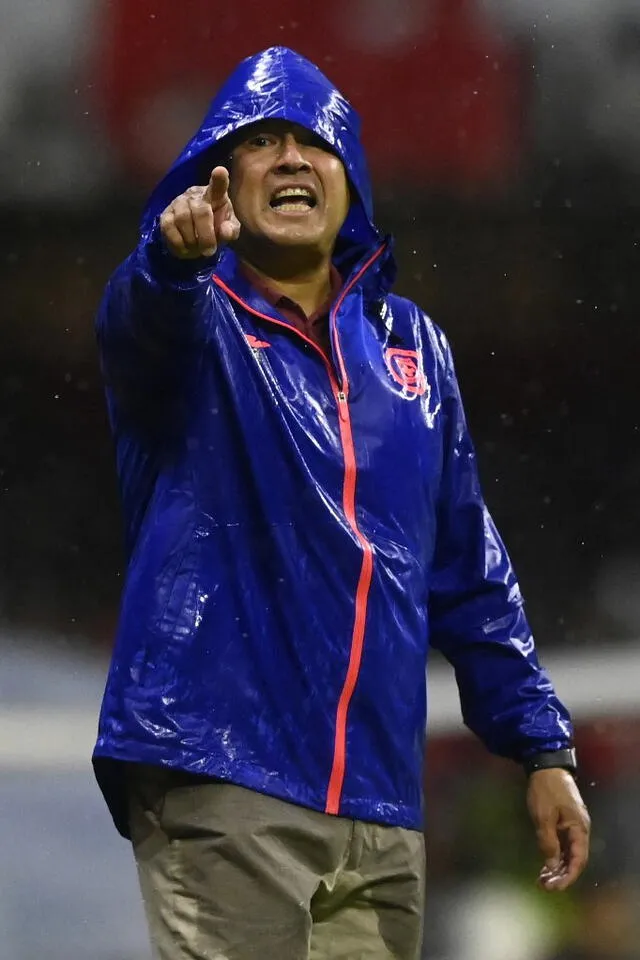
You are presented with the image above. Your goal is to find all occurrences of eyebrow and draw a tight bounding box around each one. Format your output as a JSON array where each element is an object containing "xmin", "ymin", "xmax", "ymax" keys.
[{"xmin": 237, "ymin": 124, "xmax": 319, "ymax": 143}]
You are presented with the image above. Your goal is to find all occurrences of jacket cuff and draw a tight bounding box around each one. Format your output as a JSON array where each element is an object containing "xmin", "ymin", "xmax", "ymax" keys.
[{"xmin": 144, "ymin": 218, "xmax": 220, "ymax": 284}]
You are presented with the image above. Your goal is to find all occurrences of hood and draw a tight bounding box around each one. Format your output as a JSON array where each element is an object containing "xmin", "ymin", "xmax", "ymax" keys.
[{"xmin": 141, "ymin": 46, "xmax": 388, "ymax": 267}]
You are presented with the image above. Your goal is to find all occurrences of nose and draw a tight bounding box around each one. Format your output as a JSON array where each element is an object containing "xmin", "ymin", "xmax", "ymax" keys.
[{"xmin": 275, "ymin": 133, "xmax": 311, "ymax": 173}]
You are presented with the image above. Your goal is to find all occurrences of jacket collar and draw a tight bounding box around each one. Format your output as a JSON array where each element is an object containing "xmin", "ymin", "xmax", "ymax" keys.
[{"xmin": 213, "ymin": 240, "xmax": 395, "ymax": 318}]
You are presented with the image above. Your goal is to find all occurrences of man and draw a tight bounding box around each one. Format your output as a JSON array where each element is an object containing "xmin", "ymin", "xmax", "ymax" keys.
[{"xmin": 93, "ymin": 46, "xmax": 590, "ymax": 960}]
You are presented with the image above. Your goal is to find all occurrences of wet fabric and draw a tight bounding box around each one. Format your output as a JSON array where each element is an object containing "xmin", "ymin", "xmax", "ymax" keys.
[{"xmin": 93, "ymin": 46, "xmax": 573, "ymax": 839}]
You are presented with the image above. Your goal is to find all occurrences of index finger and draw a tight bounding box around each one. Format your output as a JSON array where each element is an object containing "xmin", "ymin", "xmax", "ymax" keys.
[
  {"xmin": 558, "ymin": 824, "xmax": 590, "ymax": 890},
  {"xmin": 204, "ymin": 166, "xmax": 230, "ymax": 209}
]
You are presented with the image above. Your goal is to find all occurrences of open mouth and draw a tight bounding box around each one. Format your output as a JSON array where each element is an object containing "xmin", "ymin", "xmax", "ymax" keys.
[{"xmin": 269, "ymin": 187, "xmax": 317, "ymax": 213}]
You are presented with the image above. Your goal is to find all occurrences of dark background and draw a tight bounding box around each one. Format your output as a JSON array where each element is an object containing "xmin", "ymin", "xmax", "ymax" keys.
[
  {"xmin": 2, "ymin": 194, "xmax": 639, "ymax": 648},
  {"xmin": 2, "ymin": 2, "xmax": 640, "ymax": 957}
]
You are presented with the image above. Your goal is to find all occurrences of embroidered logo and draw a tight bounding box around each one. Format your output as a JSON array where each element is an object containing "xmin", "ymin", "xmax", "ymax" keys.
[
  {"xmin": 384, "ymin": 348, "xmax": 428, "ymax": 397},
  {"xmin": 246, "ymin": 334, "xmax": 271, "ymax": 349}
]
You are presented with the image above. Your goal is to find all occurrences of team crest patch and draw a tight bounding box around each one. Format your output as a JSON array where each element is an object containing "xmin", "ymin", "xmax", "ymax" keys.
[{"xmin": 384, "ymin": 348, "xmax": 428, "ymax": 397}]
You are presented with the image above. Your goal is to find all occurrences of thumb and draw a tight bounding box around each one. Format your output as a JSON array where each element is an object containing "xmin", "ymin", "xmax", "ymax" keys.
[{"xmin": 204, "ymin": 166, "xmax": 231, "ymax": 210}]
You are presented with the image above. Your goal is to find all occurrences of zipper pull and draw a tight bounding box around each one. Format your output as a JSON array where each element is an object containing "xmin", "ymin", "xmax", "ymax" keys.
[{"xmin": 337, "ymin": 390, "xmax": 348, "ymax": 422}]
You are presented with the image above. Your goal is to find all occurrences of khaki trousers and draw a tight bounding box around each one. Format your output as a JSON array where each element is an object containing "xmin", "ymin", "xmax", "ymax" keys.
[{"xmin": 127, "ymin": 764, "xmax": 425, "ymax": 960}]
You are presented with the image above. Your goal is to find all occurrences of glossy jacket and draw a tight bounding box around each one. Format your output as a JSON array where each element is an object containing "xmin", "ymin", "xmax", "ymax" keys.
[{"xmin": 93, "ymin": 47, "xmax": 573, "ymax": 837}]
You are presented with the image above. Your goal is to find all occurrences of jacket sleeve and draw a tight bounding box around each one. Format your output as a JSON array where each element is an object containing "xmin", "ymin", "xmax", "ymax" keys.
[
  {"xmin": 96, "ymin": 217, "xmax": 216, "ymax": 363},
  {"xmin": 428, "ymin": 332, "xmax": 573, "ymax": 761},
  {"xmin": 96, "ymin": 218, "xmax": 217, "ymax": 429}
]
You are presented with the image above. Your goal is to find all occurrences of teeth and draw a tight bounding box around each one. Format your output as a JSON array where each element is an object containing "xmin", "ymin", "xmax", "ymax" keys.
[
  {"xmin": 274, "ymin": 201, "xmax": 312, "ymax": 212},
  {"xmin": 273, "ymin": 187, "xmax": 313, "ymax": 201}
]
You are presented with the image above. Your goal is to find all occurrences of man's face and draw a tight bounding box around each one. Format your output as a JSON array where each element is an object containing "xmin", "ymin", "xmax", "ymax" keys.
[{"xmin": 227, "ymin": 120, "xmax": 350, "ymax": 257}]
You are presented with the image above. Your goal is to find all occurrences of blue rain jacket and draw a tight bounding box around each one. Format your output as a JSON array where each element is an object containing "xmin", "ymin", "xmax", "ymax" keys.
[{"xmin": 93, "ymin": 47, "xmax": 573, "ymax": 838}]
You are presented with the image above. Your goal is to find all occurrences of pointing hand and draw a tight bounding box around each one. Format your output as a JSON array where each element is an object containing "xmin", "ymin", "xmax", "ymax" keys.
[{"xmin": 160, "ymin": 166, "xmax": 241, "ymax": 259}]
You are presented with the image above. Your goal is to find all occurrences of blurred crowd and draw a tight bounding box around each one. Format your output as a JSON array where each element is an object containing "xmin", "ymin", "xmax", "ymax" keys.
[{"xmin": 1, "ymin": 1, "xmax": 640, "ymax": 958}]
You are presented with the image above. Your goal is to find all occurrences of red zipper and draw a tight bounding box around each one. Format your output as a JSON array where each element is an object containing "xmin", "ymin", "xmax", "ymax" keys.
[
  {"xmin": 213, "ymin": 244, "xmax": 385, "ymax": 816},
  {"xmin": 322, "ymin": 246, "xmax": 386, "ymax": 813}
]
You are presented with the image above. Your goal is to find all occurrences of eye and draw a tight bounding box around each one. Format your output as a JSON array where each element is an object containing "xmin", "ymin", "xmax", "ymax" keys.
[
  {"xmin": 248, "ymin": 134, "xmax": 275, "ymax": 149},
  {"xmin": 293, "ymin": 129, "xmax": 329, "ymax": 152},
  {"xmin": 307, "ymin": 133, "xmax": 329, "ymax": 151}
]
